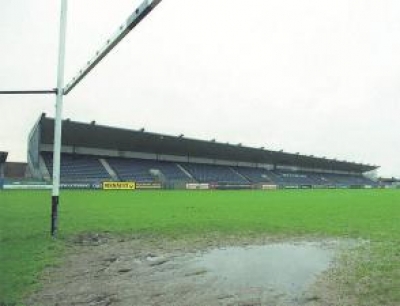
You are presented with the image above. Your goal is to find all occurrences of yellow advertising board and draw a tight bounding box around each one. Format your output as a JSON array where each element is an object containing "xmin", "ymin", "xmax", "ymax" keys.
[{"xmin": 102, "ymin": 182, "xmax": 136, "ymax": 190}]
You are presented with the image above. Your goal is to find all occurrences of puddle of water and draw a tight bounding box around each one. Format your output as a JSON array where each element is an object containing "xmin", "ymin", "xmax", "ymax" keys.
[{"xmin": 191, "ymin": 242, "xmax": 334, "ymax": 294}]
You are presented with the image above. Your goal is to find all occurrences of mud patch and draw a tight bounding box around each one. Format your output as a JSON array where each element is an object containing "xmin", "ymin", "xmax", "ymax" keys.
[{"xmin": 26, "ymin": 235, "xmax": 361, "ymax": 306}]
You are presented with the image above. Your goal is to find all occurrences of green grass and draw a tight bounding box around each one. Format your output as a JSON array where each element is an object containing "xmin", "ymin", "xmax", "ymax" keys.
[{"xmin": 0, "ymin": 189, "xmax": 399, "ymax": 305}]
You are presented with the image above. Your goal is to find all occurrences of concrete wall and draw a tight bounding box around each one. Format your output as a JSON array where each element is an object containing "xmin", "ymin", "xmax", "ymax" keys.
[
  {"xmin": 4, "ymin": 162, "xmax": 28, "ymax": 179},
  {"xmin": 158, "ymin": 154, "xmax": 188, "ymax": 162},
  {"xmin": 27, "ymin": 117, "xmax": 42, "ymax": 180},
  {"xmin": 214, "ymin": 159, "xmax": 237, "ymax": 166},
  {"xmin": 187, "ymin": 156, "xmax": 215, "ymax": 165}
]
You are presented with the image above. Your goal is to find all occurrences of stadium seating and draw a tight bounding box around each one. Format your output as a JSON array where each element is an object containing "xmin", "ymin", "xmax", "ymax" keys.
[
  {"xmin": 40, "ymin": 152, "xmax": 377, "ymax": 188},
  {"xmin": 239, "ymin": 169, "xmax": 371, "ymax": 187},
  {"xmin": 234, "ymin": 167, "xmax": 275, "ymax": 183},
  {"xmin": 306, "ymin": 173, "xmax": 332, "ymax": 185},
  {"xmin": 277, "ymin": 170, "xmax": 325, "ymax": 186},
  {"xmin": 181, "ymin": 163, "xmax": 249, "ymax": 184},
  {"xmin": 319, "ymin": 173, "xmax": 377, "ymax": 186},
  {"xmin": 107, "ymin": 158, "xmax": 191, "ymax": 183},
  {"xmin": 42, "ymin": 153, "xmax": 111, "ymax": 183}
]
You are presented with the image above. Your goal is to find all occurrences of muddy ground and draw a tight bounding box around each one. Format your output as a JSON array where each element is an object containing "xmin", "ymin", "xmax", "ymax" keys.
[{"xmin": 26, "ymin": 234, "xmax": 363, "ymax": 306}]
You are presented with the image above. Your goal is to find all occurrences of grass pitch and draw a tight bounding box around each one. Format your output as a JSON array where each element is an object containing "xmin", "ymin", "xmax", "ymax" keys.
[{"xmin": 0, "ymin": 189, "xmax": 399, "ymax": 305}]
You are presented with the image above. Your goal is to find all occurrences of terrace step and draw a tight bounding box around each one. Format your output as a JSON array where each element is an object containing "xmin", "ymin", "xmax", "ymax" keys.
[
  {"xmin": 99, "ymin": 158, "xmax": 119, "ymax": 181},
  {"xmin": 177, "ymin": 163, "xmax": 197, "ymax": 182},
  {"xmin": 230, "ymin": 167, "xmax": 251, "ymax": 183}
]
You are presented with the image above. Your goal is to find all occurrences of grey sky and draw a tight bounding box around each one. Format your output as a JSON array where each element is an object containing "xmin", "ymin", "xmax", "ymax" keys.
[{"xmin": 0, "ymin": 0, "xmax": 399, "ymax": 177}]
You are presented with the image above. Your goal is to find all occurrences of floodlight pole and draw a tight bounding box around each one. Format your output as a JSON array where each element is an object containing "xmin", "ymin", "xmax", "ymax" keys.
[{"xmin": 51, "ymin": 0, "xmax": 68, "ymax": 237}]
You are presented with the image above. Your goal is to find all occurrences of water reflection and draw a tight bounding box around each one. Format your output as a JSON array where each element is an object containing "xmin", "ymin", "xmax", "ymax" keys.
[{"xmin": 192, "ymin": 242, "xmax": 334, "ymax": 293}]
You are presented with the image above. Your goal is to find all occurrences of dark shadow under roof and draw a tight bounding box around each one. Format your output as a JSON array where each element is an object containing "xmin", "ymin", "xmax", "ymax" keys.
[
  {"xmin": 0, "ymin": 152, "xmax": 8, "ymax": 164},
  {"xmin": 38, "ymin": 117, "xmax": 378, "ymax": 173}
]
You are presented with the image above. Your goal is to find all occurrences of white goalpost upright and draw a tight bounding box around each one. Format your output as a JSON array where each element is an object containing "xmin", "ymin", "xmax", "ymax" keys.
[
  {"xmin": 50, "ymin": 0, "xmax": 163, "ymax": 237},
  {"xmin": 51, "ymin": 0, "xmax": 68, "ymax": 237}
]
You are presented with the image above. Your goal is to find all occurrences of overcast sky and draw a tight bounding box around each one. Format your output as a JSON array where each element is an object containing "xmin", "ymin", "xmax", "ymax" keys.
[{"xmin": 0, "ymin": 0, "xmax": 399, "ymax": 177}]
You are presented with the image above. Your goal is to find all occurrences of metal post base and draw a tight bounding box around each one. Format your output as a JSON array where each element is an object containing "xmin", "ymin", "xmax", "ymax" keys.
[{"xmin": 51, "ymin": 196, "xmax": 59, "ymax": 237}]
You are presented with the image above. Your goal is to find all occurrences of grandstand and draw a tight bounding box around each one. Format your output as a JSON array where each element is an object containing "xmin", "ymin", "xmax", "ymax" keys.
[{"xmin": 27, "ymin": 114, "xmax": 378, "ymax": 189}]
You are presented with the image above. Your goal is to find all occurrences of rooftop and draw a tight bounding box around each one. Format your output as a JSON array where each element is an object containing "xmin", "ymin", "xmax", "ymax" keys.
[{"xmin": 37, "ymin": 115, "xmax": 378, "ymax": 173}]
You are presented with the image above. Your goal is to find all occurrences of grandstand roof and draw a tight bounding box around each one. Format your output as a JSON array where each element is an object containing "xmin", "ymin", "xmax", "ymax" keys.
[
  {"xmin": 38, "ymin": 116, "xmax": 378, "ymax": 173},
  {"xmin": 0, "ymin": 151, "xmax": 8, "ymax": 164}
]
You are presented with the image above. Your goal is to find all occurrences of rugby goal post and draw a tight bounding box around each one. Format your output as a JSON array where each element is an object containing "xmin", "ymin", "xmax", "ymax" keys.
[
  {"xmin": 51, "ymin": 0, "xmax": 163, "ymax": 237},
  {"xmin": 0, "ymin": 0, "xmax": 164, "ymax": 237}
]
